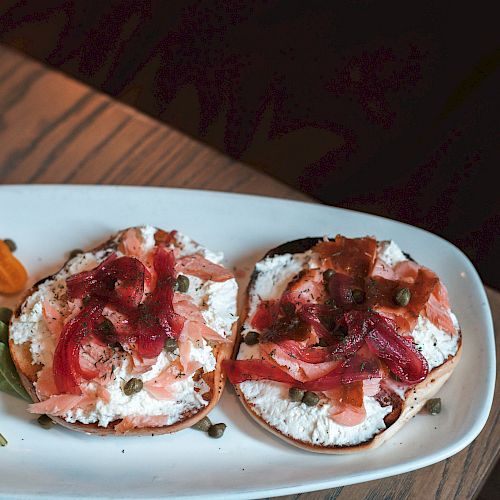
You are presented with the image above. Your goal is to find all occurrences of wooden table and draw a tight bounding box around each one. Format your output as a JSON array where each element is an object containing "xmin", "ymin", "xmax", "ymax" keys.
[{"xmin": 0, "ymin": 44, "xmax": 498, "ymax": 500}]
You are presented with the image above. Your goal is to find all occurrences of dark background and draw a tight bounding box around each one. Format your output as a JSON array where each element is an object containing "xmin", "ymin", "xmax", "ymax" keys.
[{"xmin": 0, "ymin": 1, "xmax": 498, "ymax": 286}]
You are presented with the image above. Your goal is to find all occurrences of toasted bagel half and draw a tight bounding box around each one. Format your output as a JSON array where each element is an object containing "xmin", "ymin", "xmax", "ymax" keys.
[
  {"xmin": 9, "ymin": 226, "xmax": 238, "ymax": 435},
  {"xmin": 230, "ymin": 237, "xmax": 461, "ymax": 453}
]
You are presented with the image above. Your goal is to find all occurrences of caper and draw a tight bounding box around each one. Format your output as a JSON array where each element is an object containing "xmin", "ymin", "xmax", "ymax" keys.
[
  {"xmin": 175, "ymin": 275, "xmax": 190, "ymax": 293},
  {"xmin": 164, "ymin": 338, "xmax": 178, "ymax": 352},
  {"xmin": 123, "ymin": 378, "xmax": 143, "ymax": 396},
  {"xmin": 0, "ymin": 432, "xmax": 7, "ymax": 446},
  {"xmin": 426, "ymin": 398, "xmax": 441, "ymax": 415},
  {"xmin": 208, "ymin": 423, "xmax": 226, "ymax": 438},
  {"xmin": 191, "ymin": 416, "xmax": 212, "ymax": 432},
  {"xmin": 3, "ymin": 239, "xmax": 16, "ymax": 252},
  {"xmin": 394, "ymin": 287, "xmax": 411, "ymax": 307},
  {"xmin": 289, "ymin": 387, "xmax": 305, "ymax": 402},
  {"xmin": 244, "ymin": 331, "xmax": 260, "ymax": 345},
  {"xmin": 69, "ymin": 248, "xmax": 83, "ymax": 259},
  {"xmin": 0, "ymin": 307, "xmax": 13, "ymax": 324},
  {"xmin": 303, "ymin": 391, "xmax": 320, "ymax": 406},
  {"xmin": 352, "ymin": 289, "xmax": 366, "ymax": 304},
  {"xmin": 318, "ymin": 338, "xmax": 329, "ymax": 347},
  {"xmin": 37, "ymin": 414, "xmax": 55, "ymax": 429},
  {"xmin": 323, "ymin": 269, "xmax": 335, "ymax": 281}
]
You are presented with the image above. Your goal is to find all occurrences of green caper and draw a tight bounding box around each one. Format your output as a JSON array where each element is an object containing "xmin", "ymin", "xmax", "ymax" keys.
[
  {"xmin": 123, "ymin": 378, "xmax": 143, "ymax": 396},
  {"xmin": 426, "ymin": 398, "xmax": 441, "ymax": 415},
  {"xmin": 208, "ymin": 423, "xmax": 226, "ymax": 438},
  {"xmin": 0, "ymin": 432, "xmax": 7, "ymax": 446},
  {"xmin": 318, "ymin": 338, "xmax": 329, "ymax": 347},
  {"xmin": 69, "ymin": 248, "xmax": 83, "ymax": 259},
  {"xmin": 394, "ymin": 287, "xmax": 411, "ymax": 306},
  {"xmin": 0, "ymin": 307, "xmax": 13, "ymax": 324},
  {"xmin": 175, "ymin": 275, "xmax": 190, "ymax": 293},
  {"xmin": 352, "ymin": 289, "xmax": 366, "ymax": 304},
  {"xmin": 303, "ymin": 391, "xmax": 320, "ymax": 407},
  {"xmin": 3, "ymin": 239, "xmax": 16, "ymax": 252},
  {"xmin": 323, "ymin": 269, "xmax": 335, "ymax": 281},
  {"xmin": 289, "ymin": 387, "xmax": 305, "ymax": 402},
  {"xmin": 37, "ymin": 414, "xmax": 55, "ymax": 429},
  {"xmin": 244, "ymin": 331, "xmax": 260, "ymax": 345},
  {"xmin": 164, "ymin": 338, "xmax": 178, "ymax": 352},
  {"xmin": 191, "ymin": 416, "xmax": 212, "ymax": 432}
]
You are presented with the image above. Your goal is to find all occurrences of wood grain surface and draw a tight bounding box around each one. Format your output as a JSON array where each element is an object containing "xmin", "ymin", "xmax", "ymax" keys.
[
  {"xmin": 2, "ymin": 1, "xmax": 498, "ymax": 290},
  {"xmin": 0, "ymin": 44, "xmax": 308, "ymax": 201},
  {"xmin": 0, "ymin": 44, "xmax": 498, "ymax": 500}
]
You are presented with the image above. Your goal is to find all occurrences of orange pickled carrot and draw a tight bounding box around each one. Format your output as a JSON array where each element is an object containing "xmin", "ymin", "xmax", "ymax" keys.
[{"xmin": 0, "ymin": 239, "xmax": 28, "ymax": 294}]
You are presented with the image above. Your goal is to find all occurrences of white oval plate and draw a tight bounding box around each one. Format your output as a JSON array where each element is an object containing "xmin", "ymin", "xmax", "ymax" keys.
[{"xmin": 0, "ymin": 185, "xmax": 495, "ymax": 499}]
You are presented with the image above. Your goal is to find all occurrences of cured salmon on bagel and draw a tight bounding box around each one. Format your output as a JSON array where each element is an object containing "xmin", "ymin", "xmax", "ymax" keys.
[
  {"xmin": 9, "ymin": 226, "xmax": 238, "ymax": 435},
  {"xmin": 225, "ymin": 236, "xmax": 461, "ymax": 453}
]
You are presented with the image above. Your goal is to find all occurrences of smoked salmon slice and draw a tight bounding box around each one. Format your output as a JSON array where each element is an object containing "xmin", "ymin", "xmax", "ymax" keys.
[
  {"xmin": 114, "ymin": 415, "xmax": 169, "ymax": 433},
  {"xmin": 174, "ymin": 293, "xmax": 230, "ymax": 344},
  {"xmin": 42, "ymin": 300, "xmax": 64, "ymax": 339},
  {"xmin": 325, "ymin": 382, "xmax": 367, "ymax": 426},
  {"xmin": 119, "ymin": 228, "xmax": 143, "ymax": 258},
  {"xmin": 35, "ymin": 365, "xmax": 58, "ymax": 399},
  {"xmin": 176, "ymin": 254, "xmax": 234, "ymax": 282},
  {"xmin": 260, "ymin": 342, "xmax": 342, "ymax": 382},
  {"xmin": 365, "ymin": 268, "xmax": 439, "ymax": 333},
  {"xmin": 371, "ymin": 259, "xmax": 456, "ymax": 335},
  {"xmin": 313, "ymin": 236, "xmax": 378, "ymax": 279},
  {"xmin": 424, "ymin": 282, "xmax": 457, "ymax": 334},
  {"xmin": 282, "ymin": 269, "xmax": 327, "ymax": 306},
  {"xmin": 28, "ymin": 394, "xmax": 85, "ymax": 416},
  {"xmin": 144, "ymin": 359, "xmax": 201, "ymax": 400}
]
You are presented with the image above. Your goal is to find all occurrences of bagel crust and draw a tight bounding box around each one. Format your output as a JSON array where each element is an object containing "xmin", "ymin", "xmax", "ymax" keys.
[
  {"xmin": 234, "ymin": 237, "xmax": 462, "ymax": 453},
  {"xmin": 9, "ymin": 227, "xmax": 237, "ymax": 435}
]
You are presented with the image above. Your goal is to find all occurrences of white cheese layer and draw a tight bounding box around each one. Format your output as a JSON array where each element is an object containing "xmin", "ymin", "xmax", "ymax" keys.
[
  {"xmin": 377, "ymin": 240, "xmax": 407, "ymax": 266},
  {"xmin": 65, "ymin": 351, "xmax": 211, "ymax": 427},
  {"xmin": 240, "ymin": 380, "xmax": 391, "ymax": 447},
  {"xmin": 11, "ymin": 226, "xmax": 237, "ymax": 427},
  {"xmin": 238, "ymin": 239, "xmax": 460, "ymax": 446},
  {"xmin": 411, "ymin": 313, "xmax": 460, "ymax": 370}
]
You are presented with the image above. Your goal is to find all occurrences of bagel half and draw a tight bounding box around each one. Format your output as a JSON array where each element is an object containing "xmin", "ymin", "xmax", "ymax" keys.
[
  {"xmin": 9, "ymin": 226, "xmax": 238, "ymax": 435},
  {"xmin": 232, "ymin": 237, "xmax": 462, "ymax": 453}
]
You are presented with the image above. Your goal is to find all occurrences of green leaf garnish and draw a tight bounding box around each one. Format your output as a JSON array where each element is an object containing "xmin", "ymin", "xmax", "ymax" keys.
[
  {"xmin": 0, "ymin": 308, "xmax": 13, "ymax": 325},
  {"xmin": 0, "ymin": 321, "xmax": 8, "ymax": 344},
  {"xmin": 0, "ymin": 342, "xmax": 31, "ymax": 401}
]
